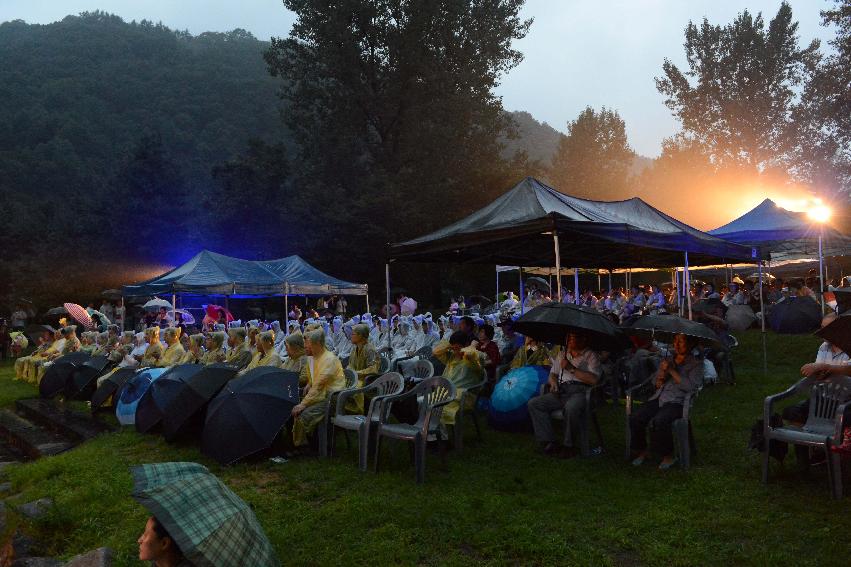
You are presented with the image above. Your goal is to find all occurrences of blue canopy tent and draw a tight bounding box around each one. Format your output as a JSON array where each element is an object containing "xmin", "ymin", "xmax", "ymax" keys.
[
  {"xmin": 123, "ymin": 250, "xmax": 368, "ymax": 317},
  {"xmin": 709, "ymin": 198, "xmax": 851, "ymax": 262}
]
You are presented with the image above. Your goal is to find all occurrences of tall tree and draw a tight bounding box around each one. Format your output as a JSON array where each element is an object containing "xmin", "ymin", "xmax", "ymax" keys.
[
  {"xmin": 656, "ymin": 2, "xmax": 819, "ymax": 172},
  {"xmin": 264, "ymin": 0, "xmax": 531, "ymax": 277},
  {"xmin": 548, "ymin": 106, "xmax": 634, "ymax": 200}
]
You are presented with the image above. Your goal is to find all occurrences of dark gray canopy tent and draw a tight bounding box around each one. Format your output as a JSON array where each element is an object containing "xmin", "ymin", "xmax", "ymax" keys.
[
  {"xmin": 387, "ymin": 177, "xmax": 759, "ymax": 320},
  {"xmin": 390, "ymin": 177, "xmax": 757, "ymax": 269}
]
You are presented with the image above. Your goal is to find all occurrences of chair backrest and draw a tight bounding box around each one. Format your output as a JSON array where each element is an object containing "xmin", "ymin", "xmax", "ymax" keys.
[
  {"xmin": 411, "ymin": 376, "xmax": 456, "ymax": 431},
  {"xmin": 407, "ymin": 360, "xmax": 434, "ymax": 380},
  {"xmin": 368, "ymin": 372, "xmax": 404, "ymax": 397},
  {"xmin": 343, "ymin": 368, "xmax": 358, "ymax": 388},
  {"xmin": 378, "ymin": 356, "xmax": 389, "ymax": 373},
  {"xmin": 806, "ymin": 376, "xmax": 851, "ymax": 429},
  {"xmin": 340, "ymin": 356, "xmax": 350, "ymax": 368}
]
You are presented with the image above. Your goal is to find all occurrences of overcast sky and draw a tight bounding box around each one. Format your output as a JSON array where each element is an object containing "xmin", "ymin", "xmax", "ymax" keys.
[{"xmin": 0, "ymin": 0, "xmax": 837, "ymax": 157}]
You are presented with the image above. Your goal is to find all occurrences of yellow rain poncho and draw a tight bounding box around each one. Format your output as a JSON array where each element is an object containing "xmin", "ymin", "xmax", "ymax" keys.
[
  {"xmin": 432, "ymin": 340, "xmax": 485, "ymax": 425},
  {"xmin": 239, "ymin": 331, "xmax": 281, "ymax": 375},
  {"xmin": 158, "ymin": 328, "xmax": 185, "ymax": 367},
  {"xmin": 140, "ymin": 328, "xmax": 163, "ymax": 367},
  {"xmin": 344, "ymin": 324, "xmax": 379, "ymax": 413},
  {"xmin": 200, "ymin": 332, "xmax": 227, "ymax": 365},
  {"xmin": 180, "ymin": 334, "xmax": 205, "ymax": 364},
  {"xmin": 293, "ymin": 330, "xmax": 346, "ymax": 447},
  {"xmin": 280, "ymin": 333, "xmax": 307, "ymax": 383}
]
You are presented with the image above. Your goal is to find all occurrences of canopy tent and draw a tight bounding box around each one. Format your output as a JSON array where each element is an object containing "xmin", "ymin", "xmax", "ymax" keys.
[
  {"xmin": 709, "ymin": 198, "xmax": 851, "ymax": 261},
  {"xmin": 123, "ymin": 250, "xmax": 367, "ymax": 297},
  {"xmin": 390, "ymin": 177, "xmax": 758, "ymax": 268}
]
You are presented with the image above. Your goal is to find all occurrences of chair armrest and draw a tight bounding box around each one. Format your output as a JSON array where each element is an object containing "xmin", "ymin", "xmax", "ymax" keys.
[
  {"xmin": 625, "ymin": 376, "xmax": 655, "ymax": 416},
  {"xmin": 763, "ymin": 377, "xmax": 809, "ymax": 424},
  {"xmin": 377, "ymin": 386, "xmax": 422, "ymax": 422},
  {"xmin": 335, "ymin": 384, "xmax": 374, "ymax": 417},
  {"xmin": 421, "ymin": 397, "xmax": 455, "ymax": 434},
  {"xmin": 681, "ymin": 391, "xmax": 695, "ymax": 420}
]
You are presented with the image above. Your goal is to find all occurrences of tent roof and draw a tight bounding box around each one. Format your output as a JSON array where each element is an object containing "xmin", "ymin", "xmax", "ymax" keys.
[
  {"xmin": 390, "ymin": 177, "xmax": 758, "ymax": 268},
  {"xmin": 709, "ymin": 198, "xmax": 851, "ymax": 260},
  {"xmin": 123, "ymin": 250, "xmax": 367, "ymax": 297}
]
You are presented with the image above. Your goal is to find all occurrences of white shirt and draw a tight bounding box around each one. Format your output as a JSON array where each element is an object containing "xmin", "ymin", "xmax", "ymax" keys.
[
  {"xmin": 551, "ymin": 349, "xmax": 602, "ymax": 385},
  {"xmin": 815, "ymin": 342, "xmax": 850, "ymax": 366}
]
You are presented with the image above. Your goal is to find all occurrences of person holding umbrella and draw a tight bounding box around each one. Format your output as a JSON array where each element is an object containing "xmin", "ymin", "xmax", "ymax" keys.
[
  {"xmin": 629, "ymin": 333, "xmax": 703, "ymax": 470},
  {"xmin": 138, "ymin": 515, "xmax": 188, "ymax": 566},
  {"xmin": 528, "ymin": 332, "xmax": 602, "ymax": 458},
  {"xmin": 292, "ymin": 328, "xmax": 346, "ymax": 450}
]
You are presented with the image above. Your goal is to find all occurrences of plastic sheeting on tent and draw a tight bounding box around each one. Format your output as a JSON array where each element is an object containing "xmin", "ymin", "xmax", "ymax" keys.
[
  {"xmin": 390, "ymin": 177, "xmax": 757, "ymax": 268},
  {"xmin": 709, "ymin": 198, "xmax": 851, "ymax": 261},
  {"xmin": 123, "ymin": 250, "xmax": 367, "ymax": 297}
]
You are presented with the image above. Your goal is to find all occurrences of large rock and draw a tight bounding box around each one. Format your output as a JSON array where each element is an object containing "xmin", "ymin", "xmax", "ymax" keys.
[
  {"xmin": 17, "ymin": 498, "xmax": 53, "ymax": 520},
  {"xmin": 63, "ymin": 548, "xmax": 113, "ymax": 567}
]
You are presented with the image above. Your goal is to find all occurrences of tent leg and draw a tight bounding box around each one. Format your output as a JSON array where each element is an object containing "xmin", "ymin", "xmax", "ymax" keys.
[
  {"xmin": 684, "ymin": 252, "xmax": 692, "ymax": 320},
  {"xmin": 819, "ymin": 232, "xmax": 825, "ymax": 313},
  {"xmin": 553, "ymin": 232, "xmax": 562, "ymax": 301},
  {"xmin": 496, "ymin": 268, "xmax": 500, "ymax": 304},
  {"xmin": 171, "ymin": 292, "xmax": 176, "ymax": 322},
  {"xmin": 608, "ymin": 270, "xmax": 612, "ymax": 293},
  {"xmin": 385, "ymin": 263, "xmax": 392, "ymax": 352},
  {"xmin": 574, "ymin": 268, "xmax": 579, "ymax": 305},
  {"xmin": 366, "ymin": 292, "xmax": 370, "ymax": 314},
  {"xmin": 519, "ymin": 267, "xmax": 525, "ymax": 314},
  {"xmin": 597, "ymin": 273, "xmax": 601, "ymax": 293},
  {"xmin": 759, "ymin": 260, "xmax": 767, "ymax": 375}
]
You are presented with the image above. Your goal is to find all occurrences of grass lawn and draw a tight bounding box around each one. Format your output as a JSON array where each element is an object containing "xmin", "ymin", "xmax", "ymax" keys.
[{"xmin": 0, "ymin": 330, "xmax": 847, "ymax": 566}]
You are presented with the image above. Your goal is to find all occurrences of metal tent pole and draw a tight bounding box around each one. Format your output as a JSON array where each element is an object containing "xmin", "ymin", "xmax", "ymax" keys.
[
  {"xmin": 759, "ymin": 260, "xmax": 767, "ymax": 374},
  {"xmin": 284, "ymin": 284, "xmax": 288, "ymax": 331},
  {"xmin": 519, "ymin": 267, "xmax": 525, "ymax": 314},
  {"xmin": 385, "ymin": 263, "xmax": 392, "ymax": 352},
  {"xmin": 574, "ymin": 268, "xmax": 580, "ymax": 305},
  {"xmin": 496, "ymin": 267, "xmax": 500, "ymax": 304},
  {"xmin": 819, "ymin": 231, "xmax": 825, "ymax": 312},
  {"xmin": 553, "ymin": 231, "xmax": 562, "ymax": 301},
  {"xmin": 597, "ymin": 272, "xmax": 601, "ymax": 293},
  {"xmin": 684, "ymin": 252, "xmax": 692, "ymax": 320},
  {"xmin": 608, "ymin": 270, "xmax": 612, "ymax": 293}
]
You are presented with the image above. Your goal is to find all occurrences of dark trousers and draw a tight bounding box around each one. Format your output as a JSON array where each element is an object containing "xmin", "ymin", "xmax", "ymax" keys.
[{"xmin": 629, "ymin": 399, "xmax": 683, "ymax": 457}]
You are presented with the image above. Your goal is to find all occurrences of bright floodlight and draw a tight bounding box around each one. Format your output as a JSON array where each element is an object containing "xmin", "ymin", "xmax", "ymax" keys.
[{"xmin": 807, "ymin": 204, "xmax": 832, "ymax": 223}]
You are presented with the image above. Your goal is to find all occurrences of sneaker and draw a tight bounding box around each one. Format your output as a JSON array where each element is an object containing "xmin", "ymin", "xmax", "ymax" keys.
[
  {"xmin": 542, "ymin": 442, "xmax": 560, "ymax": 456},
  {"xmin": 631, "ymin": 455, "xmax": 645, "ymax": 466},
  {"xmin": 658, "ymin": 458, "xmax": 678, "ymax": 471}
]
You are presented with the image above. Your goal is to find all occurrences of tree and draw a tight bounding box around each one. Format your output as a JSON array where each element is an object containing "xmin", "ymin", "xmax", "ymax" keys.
[
  {"xmin": 264, "ymin": 0, "xmax": 532, "ymax": 277},
  {"xmin": 548, "ymin": 106, "xmax": 634, "ymax": 200},
  {"xmin": 656, "ymin": 2, "xmax": 819, "ymax": 172},
  {"xmin": 792, "ymin": 1, "xmax": 851, "ymax": 198}
]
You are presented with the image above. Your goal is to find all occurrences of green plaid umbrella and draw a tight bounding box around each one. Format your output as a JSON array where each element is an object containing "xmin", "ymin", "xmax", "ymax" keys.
[{"xmin": 131, "ymin": 462, "xmax": 279, "ymax": 567}]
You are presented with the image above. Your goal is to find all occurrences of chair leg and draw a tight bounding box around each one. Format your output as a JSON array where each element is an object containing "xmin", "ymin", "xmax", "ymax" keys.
[
  {"xmin": 454, "ymin": 419, "xmax": 463, "ymax": 453},
  {"xmin": 343, "ymin": 430, "xmax": 351, "ymax": 450},
  {"xmin": 830, "ymin": 450, "xmax": 843, "ymax": 499},
  {"xmin": 579, "ymin": 409, "xmax": 590, "ymax": 457},
  {"xmin": 472, "ymin": 410, "xmax": 482, "ymax": 441},
  {"xmin": 761, "ymin": 438, "xmax": 771, "ymax": 484},
  {"xmin": 357, "ymin": 424, "xmax": 369, "ymax": 472},
  {"xmin": 317, "ymin": 420, "xmax": 328, "ymax": 457},
  {"xmin": 415, "ymin": 437, "xmax": 426, "ymax": 484},
  {"xmin": 625, "ymin": 412, "xmax": 632, "ymax": 461},
  {"xmin": 329, "ymin": 424, "xmax": 337, "ymax": 457},
  {"xmin": 673, "ymin": 419, "xmax": 689, "ymax": 470},
  {"xmin": 592, "ymin": 412, "xmax": 604, "ymax": 452},
  {"xmin": 373, "ymin": 432, "xmax": 383, "ymax": 474}
]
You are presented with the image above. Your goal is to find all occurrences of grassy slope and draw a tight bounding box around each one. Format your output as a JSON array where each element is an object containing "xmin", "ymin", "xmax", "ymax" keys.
[{"xmin": 0, "ymin": 330, "xmax": 846, "ymax": 566}]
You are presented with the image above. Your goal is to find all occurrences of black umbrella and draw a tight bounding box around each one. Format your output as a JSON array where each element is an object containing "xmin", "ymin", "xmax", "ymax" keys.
[
  {"xmin": 91, "ymin": 368, "xmax": 137, "ymax": 412},
  {"xmin": 623, "ymin": 314, "xmax": 727, "ymax": 351},
  {"xmin": 24, "ymin": 324, "xmax": 56, "ymax": 345},
  {"xmin": 44, "ymin": 306, "xmax": 68, "ymax": 316},
  {"xmin": 513, "ymin": 301, "xmax": 623, "ymax": 350},
  {"xmin": 161, "ymin": 363, "xmax": 238, "ymax": 442},
  {"xmin": 135, "ymin": 365, "xmax": 204, "ymax": 434},
  {"xmin": 37, "ymin": 352, "xmax": 91, "ymax": 399},
  {"xmin": 766, "ymin": 296, "xmax": 822, "ymax": 335},
  {"xmin": 65, "ymin": 355, "xmax": 112, "ymax": 400},
  {"xmin": 525, "ymin": 276, "xmax": 551, "ymax": 293},
  {"xmin": 816, "ymin": 314, "xmax": 851, "ymax": 355},
  {"xmin": 202, "ymin": 367, "xmax": 300, "ymax": 465}
]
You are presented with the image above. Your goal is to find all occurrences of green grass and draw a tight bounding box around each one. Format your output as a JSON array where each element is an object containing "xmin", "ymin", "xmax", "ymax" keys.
[{"xmin": 0, "ymin": 331, "xmax": 846, "ymax": 566}]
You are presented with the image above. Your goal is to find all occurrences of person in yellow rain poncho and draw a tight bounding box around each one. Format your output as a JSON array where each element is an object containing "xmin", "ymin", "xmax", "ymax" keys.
[
  {"xmin": 200, "ymin": 332, "xmax": 227, "ymax": 365},
  {"xmin": 15, "ymin": 329, "xmax": 56, "ymax": 382},
  {"xmin": 91, "ymin": 332, "xmax": 111, "ymax": 357},
  {"xmin": 510, "ymin": 336, "xmax": 554, "ymax": 369},
  {"xmin": 225, "ymin": 328, "xmax": 252, "ymax": 369},
  {"xmin": 140, "ymin": 327, "xmax": 163, "ymax": 368},
  {"xmin": 280, "ymin": 332, "xmax": 307, "ymax": 383},
  {"xmin": 180, "ymin": 334, "xmax": 205, "ymax": 364},
  {"xmin": 33, "ymin": 326, "xmax": 80, "ymax": 383},
  {"xmin": 239, "ymin": 331, "xmax": 281, "ymax": 375},
  {"xmin": 291, "ymin": 328, "xmax": 346, "ymax": 448},
  {"xmin": 432, "ymin": 330, "xmax": 486, "ymax": 427},
  {"xmin": 79, "ymin": 331, "xmax": 96, "ymax": 354},
  {"xmin": 158, "ymin": 327, "xmax": 185, "ymax": 367},
  {"xmin": 344, "ymin": 323, "xmax": 380, "ymax": 414}
]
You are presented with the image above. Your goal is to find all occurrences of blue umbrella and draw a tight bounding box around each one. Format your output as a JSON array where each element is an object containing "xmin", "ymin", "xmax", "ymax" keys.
[
  {"xmin": 116, "ymin": 368, "xmax": 166, "ymax": 426},
  {"xmin": 488, "ymin": 365, "xmax": 550, "ymax": 430}
]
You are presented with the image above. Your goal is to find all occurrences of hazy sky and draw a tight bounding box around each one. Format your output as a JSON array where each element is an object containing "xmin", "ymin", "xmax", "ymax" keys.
[{"xmin": 0, "ymin": 0, "xmax": 837, "ymax": 157}]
